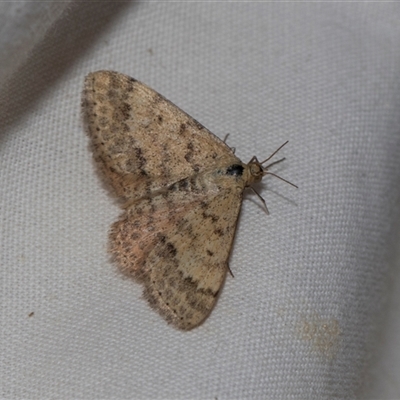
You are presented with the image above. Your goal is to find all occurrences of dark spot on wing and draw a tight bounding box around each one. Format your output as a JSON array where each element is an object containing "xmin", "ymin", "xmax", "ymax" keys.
[
  {"xmin": 110, "ymin": 74, "xmax": 119, "ymax": 89},
  {"xmin": 121, "ymin": 122, "xmax": 130, "ymax": 133},
  {"xmin": 184, "ymin": 152, "xmax": 193, "ymax": 163},
  {"xmin": 179, "ymin": 179, "xmax": 189, "ymax": 190},
  {"xmin": 134, "ymin": 147, "xmax": 147, "ymax": 169},
  {"xmin": 214, "ymin": 228, "xmax": 224, "ymax": 237},
  {"xmin": 107, "ymin": 89, "xmax": 118, "ymax": 100},
  {"xmin": 153, "ymin": 94, "xmax": 164, "ymax": 104},
  {"xmin": 179, "ymin": 123, "xmax": 187, "ymax": 134},
  {"xmin": 157, "ymin": 233, "xmax": 166, "ymax": 244},
  {"xmin": 184, "ymin": 142, "xmax": 195, "ymax": 163},
  {"xmin": 226, "ymin": 164, "xmax": 244, "ymax": 177},
  {"xmin": 189, "ymin": 119, "xmax": 204, "ymax": 131},
  {"xmin": 202, "ymin": 211, "xmax": 219, "ymax": 223},
  {"xmin": 119, "ymin": 102, "xmax": 131, "ymax": 120},
  {"xmin": 160, "ymin": 242, "xmax": 177, "ymax": 258}
]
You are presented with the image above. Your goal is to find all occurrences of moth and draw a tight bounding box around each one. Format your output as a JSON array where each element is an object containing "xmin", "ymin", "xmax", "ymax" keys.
[{"xmin": 82, "ymin": 71, "xmax": 295, "ymax": 330}]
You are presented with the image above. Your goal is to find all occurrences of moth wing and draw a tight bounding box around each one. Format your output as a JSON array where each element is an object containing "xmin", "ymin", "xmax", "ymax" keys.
[
  {"xmin": 83, "ymin": 70, "xmax": 239, "ymax": 201},
  {"xmin": 110, "ymin": 179, "xmax": 243, "ymax": 330}
]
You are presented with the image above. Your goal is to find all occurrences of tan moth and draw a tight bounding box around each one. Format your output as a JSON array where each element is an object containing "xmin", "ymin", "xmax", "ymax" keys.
[{"xmin": 83, "ymin": 71, "xmax": 296, "ymax": 330}]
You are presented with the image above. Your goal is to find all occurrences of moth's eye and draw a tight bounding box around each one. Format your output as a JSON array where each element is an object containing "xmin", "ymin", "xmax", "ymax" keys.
[{"xmin": 226, "ymin": 164, "xmax": 244, "ymax": 177}]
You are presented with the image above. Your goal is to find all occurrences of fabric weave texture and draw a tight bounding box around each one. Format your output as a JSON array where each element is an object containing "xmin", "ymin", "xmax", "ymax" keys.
[{"xmin": 1, "ymin": 2, "xmax": 400, "ymax": 399}]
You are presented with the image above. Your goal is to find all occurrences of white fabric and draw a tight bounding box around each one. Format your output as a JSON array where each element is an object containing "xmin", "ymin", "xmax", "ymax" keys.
[
  {"xmin": 2, "ymin": 2, "xmax": 400, "ymax": 399},
  {"xmin": 0, "ymin": 2, "xmax": 72, "ymax": 85}
]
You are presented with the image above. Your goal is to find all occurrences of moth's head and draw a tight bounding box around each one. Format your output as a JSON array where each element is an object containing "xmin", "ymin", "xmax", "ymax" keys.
[
  {"xmin": 247, "ymin": 159, "xmax": 264, "ymax": 184},
  {"xmin": 244, "ymin": 141, "xmax": 297, "ymax": 214},
  {"xmin": 246, "ymin": 141, "xmax": 298, "ymax": 188}
]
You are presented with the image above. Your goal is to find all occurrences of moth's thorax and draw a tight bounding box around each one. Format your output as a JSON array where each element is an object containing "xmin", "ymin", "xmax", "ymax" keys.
[
  {"xmin": 193, "ymin": 161, "xmax": 246, "ymax": 193},
  {"xmin": 206, "ymin": 159, "xmax": 265, "ymax": 192}
]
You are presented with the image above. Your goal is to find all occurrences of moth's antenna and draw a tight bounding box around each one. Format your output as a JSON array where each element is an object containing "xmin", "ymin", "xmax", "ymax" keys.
[
  {"xmin": 262, "ymin": 141, "xmax": 298, "ymax": 189},
  {"xmin": 266, "ymin": 172, "xmax": 298, "ymax": 188},
  {"xmin": 264, "ymin": 157, "xmax": 285, "ymax": 170},
  {"xmin": 260, "ymin": 140, "xmax": 289, "ymax": 165}
]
